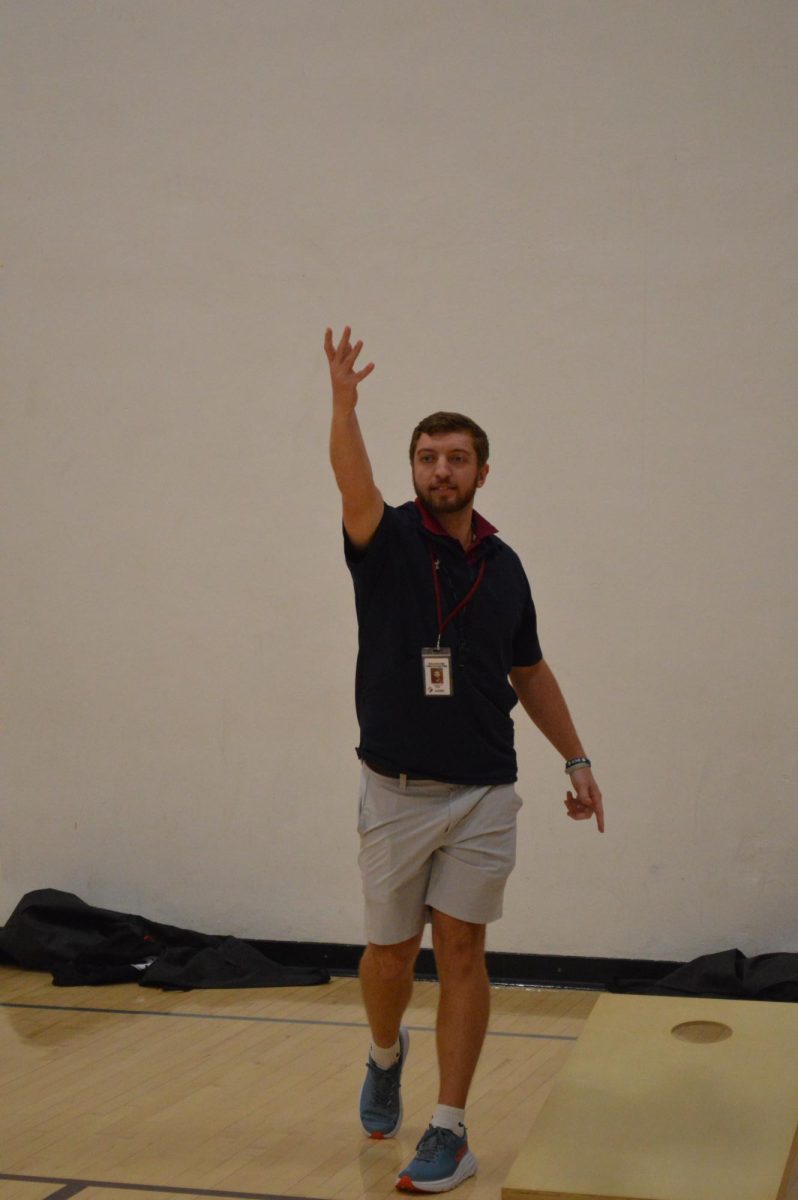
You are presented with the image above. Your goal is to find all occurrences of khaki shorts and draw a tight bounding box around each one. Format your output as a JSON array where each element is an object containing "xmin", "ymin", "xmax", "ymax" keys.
[{"xmin": 357, "ymin": 764, "xmax": 523, "ymax": 946}]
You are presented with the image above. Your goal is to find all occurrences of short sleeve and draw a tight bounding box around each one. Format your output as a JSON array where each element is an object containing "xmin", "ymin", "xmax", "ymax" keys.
[
  {"xmin": 511, "ymin": 574, "xmax": 543, "ymax": 667},
  {"xmin": 343, "ymin": 503, "xmax": 394, "ymax": 581}
]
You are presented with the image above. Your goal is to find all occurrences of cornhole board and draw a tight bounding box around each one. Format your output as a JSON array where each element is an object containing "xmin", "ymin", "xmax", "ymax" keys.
[{"xmin": 503, "ymin": 992, "xmax": 798, "ymax": 1200}]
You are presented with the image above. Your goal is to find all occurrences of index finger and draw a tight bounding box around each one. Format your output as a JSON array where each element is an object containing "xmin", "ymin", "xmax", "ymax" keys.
[
  {"xmin": 593, "ymin": 793, "xmax": 605, "ymax": 834},
  {"xmin": 335, "ymin": 325, "xmax": 352, "ymax": 362}
]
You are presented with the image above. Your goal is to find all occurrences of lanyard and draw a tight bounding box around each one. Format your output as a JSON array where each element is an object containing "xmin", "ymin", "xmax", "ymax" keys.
[{"xmin": 429, "ymin": 546, "xmax": 487, "ymax": 649}]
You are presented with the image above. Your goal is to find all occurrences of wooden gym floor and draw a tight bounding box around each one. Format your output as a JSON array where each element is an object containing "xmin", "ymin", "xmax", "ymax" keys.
[{"xmin": 1, "ymin": 966, "xmax": 796, "ymax": 1200}]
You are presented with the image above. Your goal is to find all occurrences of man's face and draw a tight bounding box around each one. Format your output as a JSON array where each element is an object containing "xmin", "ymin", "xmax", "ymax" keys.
[{"xmin": 412, "ymin": 432, "xmax": 488, "ymax": 515}]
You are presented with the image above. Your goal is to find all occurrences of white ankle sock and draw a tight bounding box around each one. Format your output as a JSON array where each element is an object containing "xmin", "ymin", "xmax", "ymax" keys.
[
  {"xmin": 370, "ymin": 1037, "xmax": 400, "ymax": 1069},
  {"xmin": 431, "ymin": 1104, "xmax": 466, "ymax": 1135}
]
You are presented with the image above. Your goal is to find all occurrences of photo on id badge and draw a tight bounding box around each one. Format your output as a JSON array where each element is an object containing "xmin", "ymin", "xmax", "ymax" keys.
[{"xmin": 422, "ymin": 647, "xmax": 453, "ymax": 696}]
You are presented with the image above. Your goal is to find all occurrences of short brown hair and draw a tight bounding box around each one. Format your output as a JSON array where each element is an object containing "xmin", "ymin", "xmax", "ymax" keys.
[{"xmin": 409, "ymin": 412, "xmax": 489, "ymax": 469}]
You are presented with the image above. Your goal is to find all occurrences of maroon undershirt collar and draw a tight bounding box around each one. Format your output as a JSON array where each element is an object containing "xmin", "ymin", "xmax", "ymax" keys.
[{"xmin": 414, "ymin": 498, "xmax": 498, "ymax": 556}]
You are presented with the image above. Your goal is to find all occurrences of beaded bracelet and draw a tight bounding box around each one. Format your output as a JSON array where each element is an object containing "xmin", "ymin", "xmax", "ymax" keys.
[{"xmin": 565, "ymin": 756, "xmax": 592, "ymax": 774}]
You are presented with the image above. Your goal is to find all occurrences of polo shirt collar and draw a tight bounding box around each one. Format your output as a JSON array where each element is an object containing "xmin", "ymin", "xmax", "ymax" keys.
[{"xmin": 414, "ymin": 498, "xmax": 498, "ymax": 553}]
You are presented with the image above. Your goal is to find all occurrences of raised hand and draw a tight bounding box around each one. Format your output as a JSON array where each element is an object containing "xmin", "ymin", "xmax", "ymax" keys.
[{"xmin": 324, "ymin": 326, "xmax": 375, "ymax": 413}]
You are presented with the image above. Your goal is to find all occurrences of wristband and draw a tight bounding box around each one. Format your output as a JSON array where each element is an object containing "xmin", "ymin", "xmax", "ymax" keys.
[{"xmin": 565, "ymin": 756, "xmax": 591, "ymax": 774}]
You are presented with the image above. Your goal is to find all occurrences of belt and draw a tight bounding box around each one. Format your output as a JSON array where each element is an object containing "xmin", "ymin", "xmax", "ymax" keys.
[{"xmin": 363, "ymin": 759, "xmax": 432, "ymax": 782}]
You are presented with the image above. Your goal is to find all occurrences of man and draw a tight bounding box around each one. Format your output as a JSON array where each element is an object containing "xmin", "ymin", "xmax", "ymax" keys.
[{"xmin": 325, "ymin": 326, "xmax": 604, "ymax": 1194}]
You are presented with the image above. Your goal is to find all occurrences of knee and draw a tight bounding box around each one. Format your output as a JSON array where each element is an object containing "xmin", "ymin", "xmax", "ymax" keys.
[
  {"xmin": 432, "ymin": 913, "xmax": 486, "ymax": 978},
  {"xmin": 362, "ymin": 936, "xmax": 419, "ymax": 982}
]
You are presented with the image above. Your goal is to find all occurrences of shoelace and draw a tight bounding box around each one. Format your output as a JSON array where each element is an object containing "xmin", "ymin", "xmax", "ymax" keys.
[
  {"xmin": 414, "ymin": 1126, "xmax": 456, "ymax": 1162},
  {"xmin": 364, "ymin": 1058, "xmax": 399, "ymax": 1108}
]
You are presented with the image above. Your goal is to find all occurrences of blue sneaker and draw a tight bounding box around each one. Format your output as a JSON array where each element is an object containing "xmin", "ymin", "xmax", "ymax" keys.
[
  {"xmin": 395, "ymin": 1124, "xmax": 478, "ymax": 1192},
  {"xmin": 359, "ymin": 1027, "xmax": 409, "ymax": 1138}
]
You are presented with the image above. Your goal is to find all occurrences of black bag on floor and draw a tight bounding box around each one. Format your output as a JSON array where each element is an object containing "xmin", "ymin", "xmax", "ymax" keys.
[
  {"xmin": 0, "ymin": 888, "xmax": 330, "ymax": 990},
  {"xmin": 611, "ymin": 947, "xmax": 798, "ymax": 1001}
]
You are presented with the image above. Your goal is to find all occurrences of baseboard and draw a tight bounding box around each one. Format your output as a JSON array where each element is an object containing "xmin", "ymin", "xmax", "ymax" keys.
[{"xmin": 251, "ymin": 939, "xmax": 682, "ymax": 991}]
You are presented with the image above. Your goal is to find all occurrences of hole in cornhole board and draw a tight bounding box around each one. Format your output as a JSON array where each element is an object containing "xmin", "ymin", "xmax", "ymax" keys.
[{"xmin": 671, "ymin": 1019, "xmax": 733, "ymax": 1043}]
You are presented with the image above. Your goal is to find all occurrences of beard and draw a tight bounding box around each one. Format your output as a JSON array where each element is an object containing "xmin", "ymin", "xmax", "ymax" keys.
[{"xmin": 413, "ymin": 477, "xmax": 479, "ymax": 515}]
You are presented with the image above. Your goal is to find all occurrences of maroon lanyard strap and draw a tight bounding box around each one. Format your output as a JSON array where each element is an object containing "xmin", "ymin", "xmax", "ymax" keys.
[{"xmin": 430, "ymin": 548, "xmax": 487, "ymax": 649}]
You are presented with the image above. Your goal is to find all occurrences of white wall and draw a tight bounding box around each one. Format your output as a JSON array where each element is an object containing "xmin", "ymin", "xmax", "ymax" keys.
[{"xmin": 2, "ymin": 0, "xmax": 796, "ymax": 961}]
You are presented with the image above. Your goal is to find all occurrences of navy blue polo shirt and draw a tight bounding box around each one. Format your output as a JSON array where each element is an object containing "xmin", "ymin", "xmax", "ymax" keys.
[{"xmin": 344, "ymin": 500, "xmax": 542, "ymax": 785}]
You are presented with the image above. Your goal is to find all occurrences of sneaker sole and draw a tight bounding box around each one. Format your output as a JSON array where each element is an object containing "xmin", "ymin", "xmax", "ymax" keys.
[
  {"xmin": 395, "ymin": 1149, "xmax": 477, "ymax": 1193},
  {"xmin": 361, "ymin": 1026, "xmax": 409, "ymax": 1139}
]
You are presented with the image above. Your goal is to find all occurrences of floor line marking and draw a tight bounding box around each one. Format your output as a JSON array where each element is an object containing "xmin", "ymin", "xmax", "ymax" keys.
[
  {"xmin": 0, "ymin": 1173, "xmax": 323, "ymax": 1200},
  {"xmin": 0, "ymin": 1001, "xmax": 579, "ymax": 1041}
]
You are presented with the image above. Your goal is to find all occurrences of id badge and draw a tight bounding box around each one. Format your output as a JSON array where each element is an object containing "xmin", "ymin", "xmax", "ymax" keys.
[{"xmin": 422, "ymin": 647, "xmax": 453, "ymax": 697}]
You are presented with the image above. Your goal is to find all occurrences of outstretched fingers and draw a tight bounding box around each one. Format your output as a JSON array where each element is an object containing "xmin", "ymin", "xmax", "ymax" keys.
[{"xmin": 325, "ymin": 326, "xmax": 375, "ymax": 379}]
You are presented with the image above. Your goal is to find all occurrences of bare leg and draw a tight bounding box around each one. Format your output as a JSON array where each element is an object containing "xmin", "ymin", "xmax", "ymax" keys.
[
  {"xmin": 431, "ymin": 910, "xmax": 489, "ymax": 1108},
  {"xmin": 359, "ymin": 932, "xmax": 423, "ymax": 1046}
]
